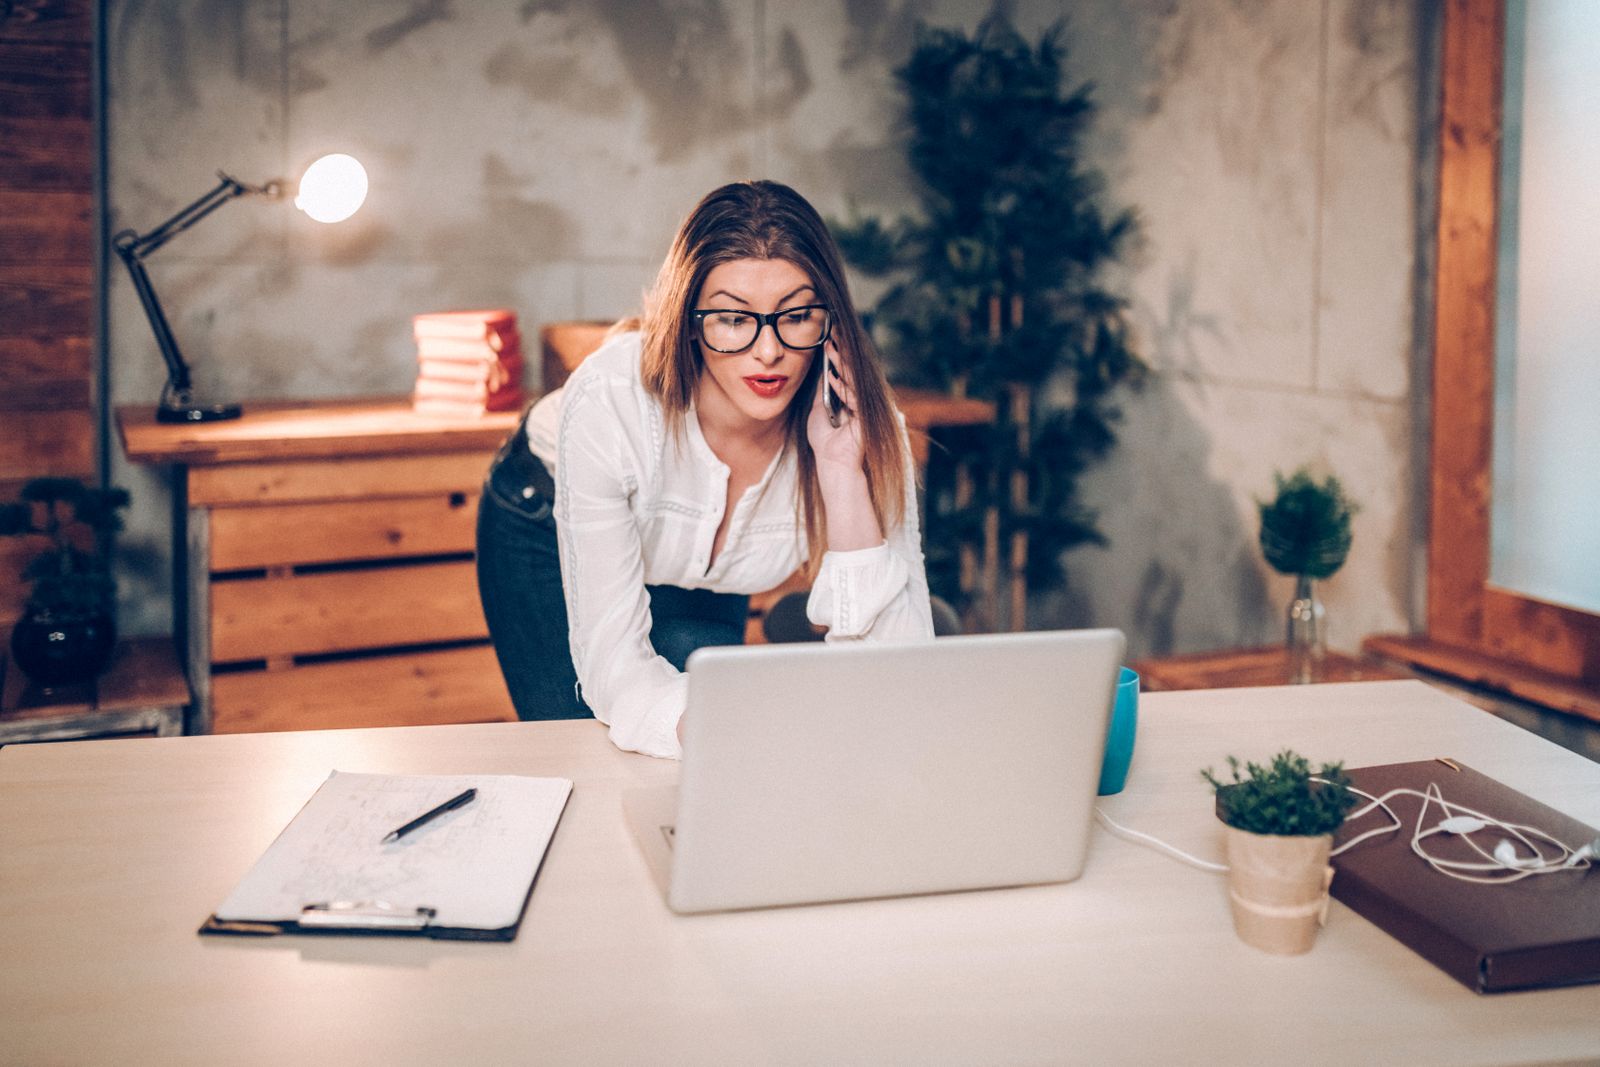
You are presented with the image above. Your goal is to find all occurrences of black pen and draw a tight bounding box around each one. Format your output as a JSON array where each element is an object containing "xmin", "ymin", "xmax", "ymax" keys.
[{"xmin": 380, "ymin": 787, "xmax": 477, "ymax": 845}]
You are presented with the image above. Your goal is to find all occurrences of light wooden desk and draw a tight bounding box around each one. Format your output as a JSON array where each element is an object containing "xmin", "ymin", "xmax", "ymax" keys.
[{"xmin": 2, "ymin": 681, "xmax": 1599, "ymax": 1064}]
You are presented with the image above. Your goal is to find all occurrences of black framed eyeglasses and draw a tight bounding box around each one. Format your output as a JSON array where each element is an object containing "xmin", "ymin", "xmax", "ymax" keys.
[{"xmin": 691, "ymin": 304, "xmax": 833, "ymax": 354}]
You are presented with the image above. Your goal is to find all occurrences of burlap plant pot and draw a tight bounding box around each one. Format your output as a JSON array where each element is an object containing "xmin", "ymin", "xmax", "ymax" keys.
[{"xmin": 1222, "ymin": 825, "xmax": 1335, "ymax": 955}]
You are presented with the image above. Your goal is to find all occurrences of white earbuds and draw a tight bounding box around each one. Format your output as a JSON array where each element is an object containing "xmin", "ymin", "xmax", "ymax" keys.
[
  {"xmin": 1387, "ymin": 782, "xmax": 1593, "ymax": 885},
  {"xmin": 1097, "ymin": 781, "xmax": 1595, "ymax": 888}
]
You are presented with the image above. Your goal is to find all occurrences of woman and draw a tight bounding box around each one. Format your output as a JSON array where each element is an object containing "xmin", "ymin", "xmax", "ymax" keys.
[{"xmin": 476, "ymin": 180, "xmax": 933, "ymax": 758}]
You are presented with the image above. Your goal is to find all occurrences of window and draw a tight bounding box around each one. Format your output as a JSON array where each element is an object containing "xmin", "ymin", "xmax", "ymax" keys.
[{"xmin": 1366, "ymin": 0, "xmax": 1599, "ymax": 716}]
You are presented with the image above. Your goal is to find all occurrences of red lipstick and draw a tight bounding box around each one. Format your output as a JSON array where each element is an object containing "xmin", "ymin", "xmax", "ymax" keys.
[{"xmin": 743, "ymin": 375, "xmax": 788, "ymax": 399}]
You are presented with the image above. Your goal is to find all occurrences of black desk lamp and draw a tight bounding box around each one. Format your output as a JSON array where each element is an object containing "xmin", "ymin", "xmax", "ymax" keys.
[{"xmin": 112, "ymin": 153, "xmax": 368, "ymax": 423}]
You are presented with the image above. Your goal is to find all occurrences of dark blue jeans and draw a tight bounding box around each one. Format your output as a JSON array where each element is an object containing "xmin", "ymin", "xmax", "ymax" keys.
[{"xmin": 475, "ymin": 426, "xmax": 749, "ymax": 721}]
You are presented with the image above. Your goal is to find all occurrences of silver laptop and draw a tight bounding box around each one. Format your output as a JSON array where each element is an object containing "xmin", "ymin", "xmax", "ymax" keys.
[{"xmin": 623, "ymin": 628, "xmax": 1126, "ymax": 914}]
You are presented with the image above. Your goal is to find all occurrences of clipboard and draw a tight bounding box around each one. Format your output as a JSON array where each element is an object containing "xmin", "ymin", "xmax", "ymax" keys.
[{"xmin": 200, "ymin": 771, "xmax": 573, "ymax": 941}]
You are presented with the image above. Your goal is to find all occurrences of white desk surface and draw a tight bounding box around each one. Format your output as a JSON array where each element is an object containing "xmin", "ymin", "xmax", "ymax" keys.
[{"xmin": 3, "ymin": 680, "xmax": 1600, "ymax": 1065}]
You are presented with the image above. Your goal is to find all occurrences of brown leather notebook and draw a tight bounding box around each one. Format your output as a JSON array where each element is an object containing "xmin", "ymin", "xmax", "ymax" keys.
[{"xmin": 1332, "ymin": 760, "xmax": 1600, "ymax": 994}]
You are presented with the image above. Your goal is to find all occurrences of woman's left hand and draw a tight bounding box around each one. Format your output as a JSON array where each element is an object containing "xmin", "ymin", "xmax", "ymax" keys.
[
  {"xmin": 805, "ymin": 341, "xmax": 883, "ymax": 550},
  {"xmin": 806, "ymin": 342, "xmax": 866, "ymax": 476}
]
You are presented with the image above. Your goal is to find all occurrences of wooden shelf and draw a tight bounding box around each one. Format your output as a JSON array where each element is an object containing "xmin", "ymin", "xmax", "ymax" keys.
[
  {"xmin": 0, "ymin": 636, "xmax": 189, "ymax": 742},
  {"xmin": 1363, "ymin": 634, "xmax": 1600, "ymax": 724},
  {"xmin": 116, "ymin": 395, "xmax": 520, "ymax": 466},
  {"xmin": 1132, "ymin": 644, "xmax": 1411, "ymax": 692}
]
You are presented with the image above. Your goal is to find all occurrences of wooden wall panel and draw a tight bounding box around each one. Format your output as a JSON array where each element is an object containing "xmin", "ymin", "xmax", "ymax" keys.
[
  {"xmin": 0, "ymin": 116, "xmax": 92, "ymax": 188},
  {"xmin": 0, "ymin": 334, "xmax": 92, "ymax": 382},
  {"xmin": 0, "ymin": 0, "xmax": 94, "ymax": 44},
  {"xmin": 0, "ymin": 410, "xmax": 94, "ymax": 479},
  {"xmin": 0, "ymin": 42, "xmax": 90, "ymax": 117},
  {"xmin": 0, "ymin": 190, "xmax": 91, "ymax": 260},
  {"xmin": 0, "ymin": 263, "xmax": 93, "ymax": 333},
  {"xmin": 0, "ymin": 335, "xmax": 92, "ymax": 408},
  {"xmin": 0, "ymin": 0, "xmax": 95, "ymax": 626}
]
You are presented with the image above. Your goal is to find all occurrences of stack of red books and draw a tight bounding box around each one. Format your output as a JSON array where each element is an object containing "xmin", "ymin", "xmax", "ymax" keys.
[{"xmin": 411, "ymin": 309, "xmax": 525, "ymax": 416}]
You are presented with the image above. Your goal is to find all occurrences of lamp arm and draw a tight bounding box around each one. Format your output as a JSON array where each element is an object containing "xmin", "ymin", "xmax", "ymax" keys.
[
  {"xmin": 113, "ymin": 173, "xmax": 282, "ymax": 259},
  {"xmin": 111, "ymin": 172, "xmax": 281, "ymax": 422},
  {"xmin": 114, "ymin": 241, "xmax": 192, "ymax": 395}
]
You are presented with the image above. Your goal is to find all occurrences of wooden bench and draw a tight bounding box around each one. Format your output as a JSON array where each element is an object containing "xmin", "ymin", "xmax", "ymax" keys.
[{"xmin": 0, "ymin": 637, "xmax": 188, "ymax": 744}]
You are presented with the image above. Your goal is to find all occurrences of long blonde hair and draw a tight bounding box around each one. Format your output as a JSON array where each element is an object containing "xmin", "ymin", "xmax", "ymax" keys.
[{"xmin": 639, "ymin": 181, "xmax": 907, "ymax": 577}]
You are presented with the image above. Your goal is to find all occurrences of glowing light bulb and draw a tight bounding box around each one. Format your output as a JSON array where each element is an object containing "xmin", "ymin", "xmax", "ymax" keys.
[{"xmin": 293, "ymin": 154, "xmax": 367, "ymax": 223}]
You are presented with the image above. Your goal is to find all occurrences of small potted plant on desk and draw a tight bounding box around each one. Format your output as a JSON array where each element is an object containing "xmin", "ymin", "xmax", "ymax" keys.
[
  {"xmin": 1204, "ymin": 750, "xmax": 1356, "ymax": 955},
  {"xmin": 0, "ymin": 478, "xmax": 130, "ymax": 688}
]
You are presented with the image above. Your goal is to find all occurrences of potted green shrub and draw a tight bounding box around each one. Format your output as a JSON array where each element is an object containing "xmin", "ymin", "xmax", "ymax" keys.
[
  {"xmin": 1257, "ymin": 468, "xmax": 1356, "ymax": 682},
  {"xmin": 0, "ymin": 477, "xmax": 130, "ymax": 686},
  {"xmin": 833, "ymin": 14, "xmax": 1145, "ymax": 632},
  {"xmin": 1203, "ymin": 750, "xmax": 1357, "ymax": 954}
]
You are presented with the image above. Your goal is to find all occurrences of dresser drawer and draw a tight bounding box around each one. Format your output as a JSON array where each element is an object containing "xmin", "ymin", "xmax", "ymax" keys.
[
  {"xmin": 208, "ymin": 493, "xmax": 479, "ymax": 570},
  {"xmin": 210, "ymin": 643, "xmax": 514, "ymax": 732},
  {"xmin": 210, "ymin": 560, "xmax": 487, "ymax": 663}
]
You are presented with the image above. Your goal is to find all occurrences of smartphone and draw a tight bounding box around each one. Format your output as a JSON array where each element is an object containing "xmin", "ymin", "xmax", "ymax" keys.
[{"xmin": 823, "ymin": 358, "xmax": 844, "ymax": 428}]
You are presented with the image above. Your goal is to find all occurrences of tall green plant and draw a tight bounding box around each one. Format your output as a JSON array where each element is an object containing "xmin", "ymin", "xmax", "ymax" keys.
[{"xmin": 834, "ymin": 14, "xmax": 1144, "ymax": 629}]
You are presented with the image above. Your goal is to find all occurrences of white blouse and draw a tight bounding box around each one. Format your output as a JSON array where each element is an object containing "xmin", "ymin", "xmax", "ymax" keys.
[{"xmin": 523, "ymin": 331, "xmax": 934, "ymax": 758}]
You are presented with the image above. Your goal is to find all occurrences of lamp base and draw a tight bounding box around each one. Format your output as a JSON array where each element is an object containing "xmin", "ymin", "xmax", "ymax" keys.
[{"xmin": 156, "ymin": 400, "xmax": 243, "ymax": 424}]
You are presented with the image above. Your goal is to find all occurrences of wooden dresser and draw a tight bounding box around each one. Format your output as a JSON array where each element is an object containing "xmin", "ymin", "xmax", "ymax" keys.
[{"xmin": 117, "ymin": 398, "xmax": 520, "ymax": 734}]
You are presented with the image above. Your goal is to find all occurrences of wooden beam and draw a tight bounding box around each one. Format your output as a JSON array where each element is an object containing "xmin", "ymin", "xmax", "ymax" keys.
[{"xmin": 1428, "ymin": 0, "xmax": 1502, "ymax": 646}]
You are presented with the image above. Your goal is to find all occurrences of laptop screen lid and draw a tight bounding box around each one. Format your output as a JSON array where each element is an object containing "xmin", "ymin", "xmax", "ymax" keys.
[{"xmin": 660, "ymin": 627, "xmax": 1125, "ymax": 914}]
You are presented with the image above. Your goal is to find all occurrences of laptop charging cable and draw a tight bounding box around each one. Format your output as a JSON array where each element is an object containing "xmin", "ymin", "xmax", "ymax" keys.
[{"xmin": 1094, "ymin": 782, "xmax": 1599, "ymax": 884}]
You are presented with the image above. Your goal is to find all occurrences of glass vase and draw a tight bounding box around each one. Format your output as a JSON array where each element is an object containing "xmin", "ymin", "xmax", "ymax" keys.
[{"xmin": 1285, "ymin": 574, "xmax": 1325, "ymax": 684}]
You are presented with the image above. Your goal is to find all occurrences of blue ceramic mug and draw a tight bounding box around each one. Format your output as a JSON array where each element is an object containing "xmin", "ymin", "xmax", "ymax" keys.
[{"xmin": 1097, "ymin": 667, "xmax": 1140, "ymax": 796}]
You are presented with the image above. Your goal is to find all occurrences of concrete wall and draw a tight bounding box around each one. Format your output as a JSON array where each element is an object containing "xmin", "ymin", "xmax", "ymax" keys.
[{"xmin": 106, "ymin": 0, "xmax": 1435, "ymax": 659}]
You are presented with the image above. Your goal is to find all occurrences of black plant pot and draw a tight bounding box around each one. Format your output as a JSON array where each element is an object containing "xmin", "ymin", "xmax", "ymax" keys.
[{"xmin": 9, "ymin": 610, "xmax": 117, "ymax": 687}]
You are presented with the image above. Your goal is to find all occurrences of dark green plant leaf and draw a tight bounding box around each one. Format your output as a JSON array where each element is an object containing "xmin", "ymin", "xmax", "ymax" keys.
[
  {"xmin": 1202, "ymin": 750, "xmax": 1356, "ymax": 836},
  {"xmin": 1257, "ymin": 468, "xmax": 1357, "ymax": 579},
  {"xmin": 3, "ymin": 478, "xmax": 129, "ymax": 616}
]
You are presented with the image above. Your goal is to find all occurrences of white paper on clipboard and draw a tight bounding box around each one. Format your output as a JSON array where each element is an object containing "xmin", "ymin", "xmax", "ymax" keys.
[{"xmin": 215, "ymin": 771, "xmax": 572, "ymax": 932}]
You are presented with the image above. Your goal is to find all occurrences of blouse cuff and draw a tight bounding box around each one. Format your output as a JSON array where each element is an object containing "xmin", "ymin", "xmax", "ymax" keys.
[
  {"xmin": 603, "ymin": 672, "xmax": 687, "ymax": 760},
  {"xmin": 805, "ymin": 541, "xmax": 908, "ymax": 638}
]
